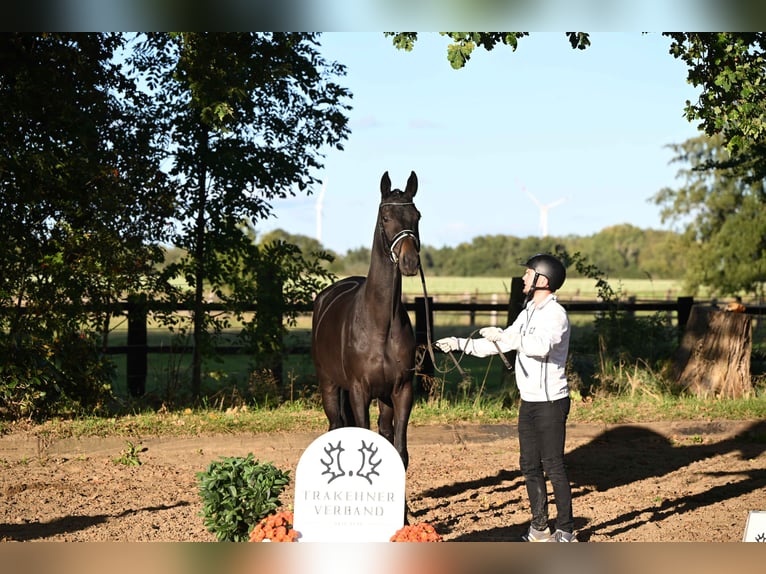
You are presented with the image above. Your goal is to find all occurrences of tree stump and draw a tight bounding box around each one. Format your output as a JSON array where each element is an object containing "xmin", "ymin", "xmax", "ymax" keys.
[{"xmin": 673, "ymin": 305, "xmax": 752, "ymax": 398}]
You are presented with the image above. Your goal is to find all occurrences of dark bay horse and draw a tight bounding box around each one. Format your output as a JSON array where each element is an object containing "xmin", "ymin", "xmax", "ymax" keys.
[{"xmin": 311, "ymin": 171, "xmax": 421, "ymax": 469}]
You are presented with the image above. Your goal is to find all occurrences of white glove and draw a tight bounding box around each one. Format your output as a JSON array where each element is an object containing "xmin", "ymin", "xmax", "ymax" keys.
[
  {"xmin": 435, "ymin": 337, "xmax": 460, "ymax": 353},
  {"xmin": 479, "ymin": 327, "xmax": 504, "ymax": 342}
]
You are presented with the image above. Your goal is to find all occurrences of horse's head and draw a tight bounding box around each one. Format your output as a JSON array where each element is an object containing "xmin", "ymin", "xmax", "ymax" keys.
[{"xmin": 379, "ymin": 171, "xmax": 421, "ymax": 276}]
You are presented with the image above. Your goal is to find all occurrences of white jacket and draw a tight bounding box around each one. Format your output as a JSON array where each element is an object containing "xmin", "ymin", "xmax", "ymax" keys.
[{"xmin": 455, "ymin": 294, "xmax": 570, "ymax": 402}]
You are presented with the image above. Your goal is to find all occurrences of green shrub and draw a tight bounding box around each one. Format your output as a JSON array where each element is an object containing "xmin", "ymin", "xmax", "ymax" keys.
[
  {"xmin": 0, "ymin": 331, "xmax": 114, "ymax": 420},
  {"xmin": 197, "ymin": 453, "xmax": 290, "ymax": 541}
]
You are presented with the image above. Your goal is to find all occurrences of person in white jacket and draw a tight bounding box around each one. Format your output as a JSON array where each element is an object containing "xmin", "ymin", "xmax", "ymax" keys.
[{"xmin": 435, "ymin": 253, "xmax": 576, "ymax": 542}]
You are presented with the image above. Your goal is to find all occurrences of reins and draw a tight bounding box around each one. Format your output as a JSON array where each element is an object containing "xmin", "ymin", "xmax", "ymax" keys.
[
  {"xmin": 413, "ymin": 264, "xmax": 469, "ymax": 379},
  {"xmin": 411, "ymin": 265, "xmax": 514, "ymax": 381},
  {"xmin": 379, "ymin": 199, "xmax": 507, "ymax": 382}
]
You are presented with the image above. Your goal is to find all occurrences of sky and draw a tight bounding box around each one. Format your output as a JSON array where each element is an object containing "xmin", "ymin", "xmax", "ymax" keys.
[{"xmin": 256, "ymin": 32, "xmax": 703, "ymax": 254}]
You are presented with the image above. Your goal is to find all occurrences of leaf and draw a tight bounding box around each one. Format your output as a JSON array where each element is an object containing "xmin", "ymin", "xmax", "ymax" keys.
[{"xmin": 197, "ymin": 454, "xmax": 290, "ymax": 541}]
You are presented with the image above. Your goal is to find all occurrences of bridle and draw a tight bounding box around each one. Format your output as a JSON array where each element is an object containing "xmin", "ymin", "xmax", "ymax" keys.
[
  {"xmin": 376, "ymin": 201, "xmax": 500, "ymax": 383},
  {"xmin": 388, "ymin": 229, "xmax": 420, "ymax": 264},
  {"xmin": 379, "ymin": 202, "xmax": 420, "ymax": 264}
]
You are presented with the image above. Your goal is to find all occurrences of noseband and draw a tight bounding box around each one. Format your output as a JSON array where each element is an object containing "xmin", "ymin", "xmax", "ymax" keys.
[
  {"xmin": 379, "ymin": 202, "xmax": 420, "ymax": 264},
  {"xmin": 388, "ymin": 229, "xmax": 420, "ymax": 264}
]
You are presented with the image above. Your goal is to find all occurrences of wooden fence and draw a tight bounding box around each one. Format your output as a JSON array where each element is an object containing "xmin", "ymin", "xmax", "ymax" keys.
[{"xmin": 108, "ymin": 275, "xmax": 766, "ymax": 396}]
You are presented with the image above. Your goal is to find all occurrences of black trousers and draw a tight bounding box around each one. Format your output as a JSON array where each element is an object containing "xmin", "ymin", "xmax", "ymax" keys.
[{"xmin": 518, "ymin": 396, "xmax": 574, "ymax": 533}]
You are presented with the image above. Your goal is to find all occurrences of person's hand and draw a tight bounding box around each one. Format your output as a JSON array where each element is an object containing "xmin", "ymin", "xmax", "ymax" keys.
[
  {"xmin": 479, "ymin": 327, "xmax": 504, "ymax": 342},
  {"xmin": 435, "ymin": 337, "xmax": 460, "ymax": 352}
]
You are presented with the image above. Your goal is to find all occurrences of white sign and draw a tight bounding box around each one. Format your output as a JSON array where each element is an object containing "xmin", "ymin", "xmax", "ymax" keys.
[
  {"xmin": 743, "ymin": 511, "xmax": 766, "ymax": 542},
  {"xmin": 293, "ymin": 427, "xmax": 406, "ymax": 542}
]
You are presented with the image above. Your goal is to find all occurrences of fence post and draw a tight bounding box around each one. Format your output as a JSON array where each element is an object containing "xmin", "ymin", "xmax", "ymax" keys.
[
  {"xmin": 464, "ymin": 291, "xmax": 476, "ymax": 326},
  {"xmin": 507, "ymin": 276, "xmax": 525, "ymax": 326},
  {"xmin": 500, "ymin": 276, "xmax": 525, "ymax": 386},
  {"xmin": 677, "ymin": 296, "xmax": 694, "ymax": 332},
  {"xmin": 414, "ymin": 297, "xmax": 434, "ymax": 392},
  {"xmin": 126, "ymin": 294, "xmax": 148, "ymax": 397},
  {"xmin": 255, "ymin": 264, "xmax": 284, "ymax": 387}
]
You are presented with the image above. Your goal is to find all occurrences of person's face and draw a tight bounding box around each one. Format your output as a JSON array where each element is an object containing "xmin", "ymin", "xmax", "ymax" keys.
[{"xmin": 522, "ymin": 267, "xmax": 549, "ymax": 293}]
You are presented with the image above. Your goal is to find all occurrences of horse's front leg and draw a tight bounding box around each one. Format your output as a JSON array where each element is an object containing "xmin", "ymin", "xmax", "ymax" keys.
[{"xmin": 391, "ymin": 380, "xmax": 413, "ymax": 470}]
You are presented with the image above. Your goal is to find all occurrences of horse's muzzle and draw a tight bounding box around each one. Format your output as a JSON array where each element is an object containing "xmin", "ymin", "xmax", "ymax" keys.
[{"xmin": 397, "ymin": 237, "xmax": 421, "ymax": 276}]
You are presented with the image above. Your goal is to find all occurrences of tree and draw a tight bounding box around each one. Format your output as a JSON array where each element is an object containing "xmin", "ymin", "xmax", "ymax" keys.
[
  {"xmin": 580, "ymin": 224, "xmax": 649, "ymax": 279},
  {"xmin": 128, "ymin": 33, "xmax": 351, "ymax": 397},
  {"xmin": 660, "ymin": 34, "xmax": 766, "ymax": 299},
  {"xmin": 653, "ymin": 134, "xmax": 766, "ymax": 297},
  {"xmin": 0, "ymin": 33, "xmax": 175, "ymax": 417},
  {"xmin": 385, "ymin": 32, "xmax": 590, "ymax": 69},
  {"xmin": 664, "ymin": 33, "xmax": 766, "ymax": 180},
  {"xmin": 334, "ymin": 246, "xmax": 371, "ymax": 276},
  {"xmin": 387, "ymin": 32, "xmax": 766, "ymax": 295},
  {"xmin": 673, "ymin": 305, "xmax": 753, "ymax": 398},
  {"xmin": 636, "ymin": 229, "xmax": 688, "ymax": 280},
  {"xmin": 258, "ymin": 229, "xmax": 333, "ymax": 262},
  {"xmin": 388, "ymin": 33, "xmax": 762, "ymax": 177}
]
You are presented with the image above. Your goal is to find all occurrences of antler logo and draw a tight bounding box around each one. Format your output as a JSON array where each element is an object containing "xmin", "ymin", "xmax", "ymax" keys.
[
  {"xmin": 356, "ymin": 440, "xmax": 381, "ymax": 485},
  {"xmin": 320, "ymin": 440, "xmax": 346, "ymax": 484},
  {"xmin": 319, "ymin": 439, "xmax": 382, "ymax": 485}
]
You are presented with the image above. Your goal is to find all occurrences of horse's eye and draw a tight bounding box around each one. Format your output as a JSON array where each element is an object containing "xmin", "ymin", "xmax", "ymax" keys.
[{"xmin": 382, "ymin": 216, "xmax": 390, "ymax": 223}]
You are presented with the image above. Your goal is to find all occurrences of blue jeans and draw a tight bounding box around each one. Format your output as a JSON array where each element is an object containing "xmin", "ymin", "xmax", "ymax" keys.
[{"xmin": 518, "ymin": 397, "xmax": 574, "ymax": 533}]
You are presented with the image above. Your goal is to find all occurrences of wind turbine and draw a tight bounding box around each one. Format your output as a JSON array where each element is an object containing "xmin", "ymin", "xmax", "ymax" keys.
[
  {"xmin": 315, "ymin": 180, "xmax": 327, "ymax": 244},
  {"xmin": 522, "ymin": 185, "xmax": 566, "ymax": 237}
]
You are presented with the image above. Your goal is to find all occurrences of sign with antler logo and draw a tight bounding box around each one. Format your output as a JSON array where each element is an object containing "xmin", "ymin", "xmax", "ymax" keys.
[
  {"xmin": 743, "ymin": 510, "xmax": 766, "ymax": 542},
  {"xmin": 292, "ymin": 427, "xmax": 406, "ymax": 542}
]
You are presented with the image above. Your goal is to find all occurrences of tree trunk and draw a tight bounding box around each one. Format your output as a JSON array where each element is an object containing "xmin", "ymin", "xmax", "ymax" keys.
[
  {"xmin": 191, "ymin": 128, "xmax": 209, "ymax": 400},
  {"xmin": 255, "ymin": 261, "xmax": 284, "ymax": 389},
  {"xmin": 673, "ymin": 305, "xmax": 753, "ymax": 398}
]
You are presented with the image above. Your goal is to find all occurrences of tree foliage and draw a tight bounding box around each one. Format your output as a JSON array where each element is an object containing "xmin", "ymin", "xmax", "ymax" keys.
[
  {"xmin": 128, "ymin": 32, "xmax": 351, "ymax": 397},
  {"xmin": 386, "ymin": 32, "xmax": 766, "ymax": 299},
  {"xmin": 654, "ymin": 134, "xmax": 766, "ymax": 297},
  {"xmin": 0, "ymin": 32, "xmax": 351, "ymax": 417},
  {"xmin": 0, "ymin": 33, "xmax": 175, "ymax": 418},
  {"xmin": 316, "ymin": 224, "xmax": 686, "ymax": 282},
  {"xmin": 385, "ymin": 32, "xmax": 590, "ymax": 69},
  {"xmin": 656, "ymin": 34, "xmax": 766, "ymax": 296},
  {"xmin": 665, "ymin": 33, "xmax": 766, "ymax": 177}
]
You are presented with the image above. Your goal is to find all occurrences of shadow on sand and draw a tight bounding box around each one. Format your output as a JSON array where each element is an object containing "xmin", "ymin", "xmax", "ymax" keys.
[
  {"xmin": 0, "ymin": 501, "xmax": 191, "ymax": 542},
  {"xmin": 429, "ymin": 420, "xmax": 766, "ymax": 541}
]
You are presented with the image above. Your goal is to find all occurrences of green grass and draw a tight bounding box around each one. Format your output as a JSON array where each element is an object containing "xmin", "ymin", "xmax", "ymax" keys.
[
  {"xmin": 103, "ymin": 275, "xmax": 697, "ymax": 398},
  {"xmin": 402, "ymin": 275, "xmax": 689, "ymax": 301},
  {"xmin": 6, "ymin": 393, "xmax": 766, "ymax": 441},
  {"xmin": 80, "ymin": 275, "xmax": 765, "ymax": 429}
]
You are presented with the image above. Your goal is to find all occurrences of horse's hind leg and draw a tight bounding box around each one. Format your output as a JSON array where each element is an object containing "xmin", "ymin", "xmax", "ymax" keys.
[
  {"xmin": 340, "ymin": 389, "xmax": 356, "ymax": 426},
  {"xmin": 377, "ymin": 401, "xmax": 395, "ymax": 445},
  {"xmin": 347, "ymin": 385, "xmax": 372, "ymax": 432}
]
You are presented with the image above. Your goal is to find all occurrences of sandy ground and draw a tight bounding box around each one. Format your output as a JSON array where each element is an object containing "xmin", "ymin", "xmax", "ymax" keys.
[{"xmin": 1, "ymin": 418, "xmax": 765, "ymax": 542}]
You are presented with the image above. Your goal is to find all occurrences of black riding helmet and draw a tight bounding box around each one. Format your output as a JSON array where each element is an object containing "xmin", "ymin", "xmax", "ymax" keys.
[{"xmin": 523, "ymin": 253, "xmax": 566, "ymax": 291}]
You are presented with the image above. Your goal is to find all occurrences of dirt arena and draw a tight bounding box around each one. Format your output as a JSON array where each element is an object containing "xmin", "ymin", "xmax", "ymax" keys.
[{"xmin": 1, "ymin": 419, "xmax": 765, "ymax": 542}]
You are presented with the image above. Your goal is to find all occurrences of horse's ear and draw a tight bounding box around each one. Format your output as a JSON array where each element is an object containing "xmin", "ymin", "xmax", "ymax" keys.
[
  {"xmin": 405, "ymin": 171, "xmax": 418, "ymax": 198},
  {"xmin": 380, "ymin": 171, "xmax": 391, "ymax": 197}
]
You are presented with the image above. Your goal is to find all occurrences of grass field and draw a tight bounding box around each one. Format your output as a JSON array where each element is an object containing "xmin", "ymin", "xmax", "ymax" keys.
[
  {"xmin": 104, "ymin": 276, "xmax": 714, "ymax": 401},
  {"xmin": 402, "ymin": 275, "xmax": 689, "ymax": 301}
]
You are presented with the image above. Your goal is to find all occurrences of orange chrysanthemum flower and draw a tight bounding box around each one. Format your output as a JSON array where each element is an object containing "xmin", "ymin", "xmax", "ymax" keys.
[
  {"xmin": 248, "ymin": 511, "xmax": 300, "ymax": 542},
  {"xmin": 390, "ymin": 522, "xmax": 443, "ymax": 542}
]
